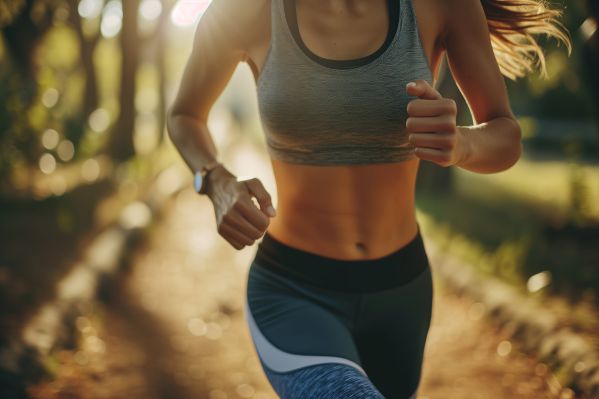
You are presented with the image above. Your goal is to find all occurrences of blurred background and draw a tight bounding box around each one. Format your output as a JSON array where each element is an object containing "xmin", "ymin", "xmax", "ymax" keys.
[{"xmin": 0, "ymin": 0, "xmax": 598, "ymax": 398}]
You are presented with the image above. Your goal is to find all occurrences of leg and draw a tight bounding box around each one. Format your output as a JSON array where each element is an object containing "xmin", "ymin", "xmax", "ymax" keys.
[
  {"xmin": 260, "ymin": 361, "xmax": 386, "ymax": 399},
  {"xmin": 355, "ymin": 265, "xmax": 434, "ymax": 399},
  {"xmin": 245, "ymin": 262, "xmax": 385, "ymax": 398}
]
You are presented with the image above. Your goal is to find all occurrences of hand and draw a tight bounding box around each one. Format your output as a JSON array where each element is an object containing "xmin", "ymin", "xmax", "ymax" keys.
[
  {"xmin": 207, "ymin": 168, "xmax": 276, "ymax": 250},
  {"xmin": 405, "ymin": 79, "xmax": 470, "ymax": 167}
]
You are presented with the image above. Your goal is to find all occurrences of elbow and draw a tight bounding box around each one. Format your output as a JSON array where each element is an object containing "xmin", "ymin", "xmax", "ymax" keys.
[
  {"xmin": 166, "ymin": 104, "xmax": 188, "ymax": 143},
  {"xmin": 166, "ymin": 102, "xmax": 207, "ymax": 141},
  {"xmin": 505, "ymin": 117, "xmax": 523, "ymax": 169},
  {"xmin": 166, "ymin": 104, "xmax": 178, "ymax": 140}
]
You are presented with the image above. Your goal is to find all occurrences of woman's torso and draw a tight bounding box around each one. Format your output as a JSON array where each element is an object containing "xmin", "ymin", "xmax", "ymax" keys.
[{"xmin": 245, "ymin": 0, "xmax": 446, "ymax": 260}]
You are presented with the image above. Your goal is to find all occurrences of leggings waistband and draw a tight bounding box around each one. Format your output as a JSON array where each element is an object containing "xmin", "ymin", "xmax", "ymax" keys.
[{"xmin": 252, "ymin": 225, "xmax": 430, "ymax": 293}]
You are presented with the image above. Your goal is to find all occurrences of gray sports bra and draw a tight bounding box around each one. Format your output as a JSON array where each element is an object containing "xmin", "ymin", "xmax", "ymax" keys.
[{"xmin": 255, "ymin": 0, "xmax": 433, "ymax": 165}]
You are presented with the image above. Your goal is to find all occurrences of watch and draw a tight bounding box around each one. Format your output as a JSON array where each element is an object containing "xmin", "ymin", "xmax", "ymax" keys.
[{"xmin": 193, "ymin": 160, "xmax": 222, "ymax": 195}]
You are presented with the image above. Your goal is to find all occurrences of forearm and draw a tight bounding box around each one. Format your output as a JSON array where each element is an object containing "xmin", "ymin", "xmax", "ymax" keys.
[
  {"xmin": 456, "ymin": 116, "xmax": 523, "ymax": 174},
  {"xmin": 166, "ymin": 111, "xmax": 236, "ymax": 183},
  {"xmin": 167, "ymin": 111, "xmax": 218, "ymax": 172}
]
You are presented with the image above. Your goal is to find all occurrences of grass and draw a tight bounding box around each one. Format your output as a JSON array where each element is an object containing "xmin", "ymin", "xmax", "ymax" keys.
[
  {"xmin": 415, "ymin": 151, "xmax": 599, "ymax": 302},
  {"xmin": 453, "ymin": 153, "xmax": 599, "ymax": 221}
]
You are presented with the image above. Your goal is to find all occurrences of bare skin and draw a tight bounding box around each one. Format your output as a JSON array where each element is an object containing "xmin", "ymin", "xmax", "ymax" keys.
[{"xmin": 167, "ymin": 0, "xmax": 522, "ymax": 259}]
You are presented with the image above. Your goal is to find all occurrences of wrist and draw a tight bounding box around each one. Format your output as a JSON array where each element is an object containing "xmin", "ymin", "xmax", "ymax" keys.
[
  {"xmin": 454, "ymin": 126, "xmax": 473, "ymax": 167},
  {"xmin": 205, "ymin": 164, "xmax": 235, "ymax": 196}
]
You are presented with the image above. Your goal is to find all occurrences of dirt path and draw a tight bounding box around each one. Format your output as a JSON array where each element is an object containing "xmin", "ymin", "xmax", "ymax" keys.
[{"xmin": 27, "ymin": 180, "xmax": 577, "ymax": 399}]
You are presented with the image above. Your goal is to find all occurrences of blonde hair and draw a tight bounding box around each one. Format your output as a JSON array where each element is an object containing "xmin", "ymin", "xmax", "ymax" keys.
[{"xmin": 481, "ymin": 0, "xmax": 573, "ymax": 80}]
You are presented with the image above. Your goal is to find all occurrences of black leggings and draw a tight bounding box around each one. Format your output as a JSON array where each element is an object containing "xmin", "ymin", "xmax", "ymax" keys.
[{"xmin": 244, "ymin": 225, "xmax": 434, "ymax": 399}]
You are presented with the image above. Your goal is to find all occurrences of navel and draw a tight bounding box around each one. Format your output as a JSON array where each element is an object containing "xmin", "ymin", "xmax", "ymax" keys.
[{"xmin": 355, "ymin": 242, "xmax": 367, "ymax": 255}]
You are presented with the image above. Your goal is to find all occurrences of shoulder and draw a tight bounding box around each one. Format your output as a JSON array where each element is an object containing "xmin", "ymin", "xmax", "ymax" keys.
[
  {"xmin": 201, "ymin": 0, "xmax": 270, "ymax": 52},
  {"xmin": 208, "ymin": 0, "xmax": 269, "ymax": 21},
  {"xmin": 436, "ymin": 0, "xmax": 487, "ymax": 27},
  {"xmin": 426, "ymin": 0, "xmax": 487, "ymax": 46},
  {"xmin": 433, "ymin": 0, "xmax": 484, "ymax": 13}
]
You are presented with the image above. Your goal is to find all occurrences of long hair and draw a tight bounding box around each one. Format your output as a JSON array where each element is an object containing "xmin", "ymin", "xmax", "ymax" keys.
[{"xmin": 481, "ymin": 0, "xmax": 572, "ymax": 80}]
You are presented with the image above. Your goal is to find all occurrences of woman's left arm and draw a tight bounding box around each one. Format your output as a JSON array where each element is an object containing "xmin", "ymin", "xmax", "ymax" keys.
[{"xmin": 406, "ymin": 0, "xmax": 522, "ymax": 174}]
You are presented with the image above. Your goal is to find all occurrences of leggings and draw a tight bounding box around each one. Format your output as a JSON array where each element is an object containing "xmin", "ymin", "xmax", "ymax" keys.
[{"xmin": 244, "ymin": 225, "xmax": 434, "ymax": 399}]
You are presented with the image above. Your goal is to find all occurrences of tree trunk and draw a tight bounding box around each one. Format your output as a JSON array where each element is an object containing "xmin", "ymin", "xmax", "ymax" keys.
[{"xmin": 103, "ymin": 0, "xmax": 140, "ymax": 162}]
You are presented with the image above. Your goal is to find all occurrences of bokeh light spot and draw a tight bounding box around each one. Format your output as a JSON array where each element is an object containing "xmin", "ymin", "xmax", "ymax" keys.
[
  {"xmin": 171, "ymin": 0, "xmax": 211, "ymax": 27},
  {"xmin": 119, "ymin": 201, "xmax": 152, "ymax": 230},
  {"xmin": 527, "ymin": 271, "xmax": 552, "ymax": 293},
  {"xmin": 497, "ymin": 340, "xmax": 512, "ymax": 357},
  {"xmin": 41, "ymin": 88, "xmax": 59, "ymax": 108},
  {"xmin": 57, "ymin": 140, "xmax": 75, "ymax": 161},
  {"xmin": 78, "ymin": 0, "xmax": 103, "ymax": 19},
  {"xmin": 88, "ymin": 108, "xmax": 111, "ymax": 133},
  {"xmin": 101, "ymin": 1, "xmax": 123, "ymax": 38},
  {"xmin": 140, "ymin": 0, "xmax": 162, "ymax": 21},
  {"xmin": 42, "ymin": 128, "xmax": 60, "ymax": 150},
  {"xmin": 39, "ymin": 153, "xmax": 56, "ymax": 174},
  {"xmin": 81, "ymin": 158, "xmax": 101, "ymax": 181}
]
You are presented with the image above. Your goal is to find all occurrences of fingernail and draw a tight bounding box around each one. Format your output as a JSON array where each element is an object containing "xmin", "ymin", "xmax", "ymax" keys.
[
  {"xmin": 267, "ymin": 205, "xmax": 276, "ymax": 217},
  {"xmin": 406, "ymin": 82, "xmax": 416, "ymax": 88}
]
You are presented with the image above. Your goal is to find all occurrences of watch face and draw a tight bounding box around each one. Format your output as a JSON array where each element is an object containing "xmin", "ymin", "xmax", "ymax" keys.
[{"xmin": 194, "ymin": 171, "xmax": 203, "ymax": 193}]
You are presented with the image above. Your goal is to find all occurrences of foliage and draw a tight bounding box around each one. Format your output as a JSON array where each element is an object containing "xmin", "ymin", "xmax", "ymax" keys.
[{"xmin": 0, "ymin": 0, "xmax": 25, "ymax": 27}]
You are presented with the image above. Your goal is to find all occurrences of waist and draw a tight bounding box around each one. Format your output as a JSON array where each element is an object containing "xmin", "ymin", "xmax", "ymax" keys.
[
  {"xmin": 252, "ymin": 223, "xmax": 430, "ymax": 293},
  {"xmin": 268, "ymin": 157, "xmax": 420, "ymax": 259}
]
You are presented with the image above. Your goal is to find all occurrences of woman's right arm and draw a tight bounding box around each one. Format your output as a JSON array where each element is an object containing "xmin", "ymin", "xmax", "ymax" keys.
[{"xmin": 166, "ymin": 0, "xmax": 275, "ymax": 250}]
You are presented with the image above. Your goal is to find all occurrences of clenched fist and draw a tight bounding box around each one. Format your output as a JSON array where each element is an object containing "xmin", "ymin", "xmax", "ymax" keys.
[
  {"xmin": 405, "ymin": 79, "xmax": 470, "ymax": 167},
  {"xmin": 206, "ymin": 167, "xmax": 276, "ymax": 250}
]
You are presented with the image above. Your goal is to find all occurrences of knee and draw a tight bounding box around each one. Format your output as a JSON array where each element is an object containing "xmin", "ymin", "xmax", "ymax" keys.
[{"xmin": 262, "ymin": 361, "xmax": 385, "ymax": 399}]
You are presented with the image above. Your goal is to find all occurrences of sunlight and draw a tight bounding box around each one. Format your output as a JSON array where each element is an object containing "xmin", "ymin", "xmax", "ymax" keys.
[
  {"xmin": 57, "ymin": 140, "xmax": 75, "ymax": 161},
  {"xmin": 88, "ymin": 108, "xmax": 111, "ymax": 133},
  {"xmin": 42, "ymin": 129, "xmax": 60, "ymax": 150},
  {"xmin": 77, "ymin": 0, "xmax": 103, "ymax": 19},
  {"xmin": 139, "ymin": 0, "xmax": 163, "ymax": 21},
  {"xmin": 170, "ymin": 0, "xmax": 212, "ymax": 27},
  {"xmin": 101, "ymin": 0, "xmax": 123, "ymax": 38},
  {"xmin": 39, "ymin": 153, "xmax": 56, "ymax": 174}
]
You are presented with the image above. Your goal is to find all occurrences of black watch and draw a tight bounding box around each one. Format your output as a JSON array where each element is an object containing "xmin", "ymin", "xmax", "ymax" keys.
[{"xmin": 193, "ymin": 161, "xmax": 221, "ymax": 195}]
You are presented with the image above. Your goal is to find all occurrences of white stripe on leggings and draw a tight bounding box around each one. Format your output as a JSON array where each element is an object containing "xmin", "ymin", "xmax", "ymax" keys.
[{"xmin": 244, "ymin": 299, "xmax": 368, "ymax": 376}]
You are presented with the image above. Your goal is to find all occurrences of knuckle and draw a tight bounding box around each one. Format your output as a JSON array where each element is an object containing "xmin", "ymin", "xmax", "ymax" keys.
[
  {"xmin": 440, "ymin": 122, "xmax": 453, "ymax": 132},
  {"xmin": 250, "ymin": 228, "xmax": 262, "ymax": 240},
  {"xmin": 259, "ymin": 217, "xmax": 270, "ymax": 232},
  {"xmin": 445, "ymin": 139, "xmax": 455, "ymax": 150},
  {"xmin": 444, "ymin": 99, "xmax": 457, "ymax": 114},
  {"xmin": 233, "ymin": 199, "xmax": 245, "ymax": 211},
  {"xmin": 440, "ymin": 153, "xmax": 452, "ymax": 166},
  {"xmin": 441, "ymin": 116, "xmax": 455, "ymax": 131},
  {"xmin": 222, "ymin": 212, "xmax": 231, "ymax": 223},
  {"xmin": 261, "ymin": 191, "xmax": 272, "ymax": 203},
  {"xmin": 249, "ymin": 232, "xmax": 260, "ymax": 241}
]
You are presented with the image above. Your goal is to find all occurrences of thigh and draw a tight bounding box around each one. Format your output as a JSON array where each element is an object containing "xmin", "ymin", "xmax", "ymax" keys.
[
  {"xmin": 355, "ymin": 265, "xmax": 434, "ymax": 399},
  {"xmin": 245, "ymin": 261, "xmax": 363, "ymax": 373}
]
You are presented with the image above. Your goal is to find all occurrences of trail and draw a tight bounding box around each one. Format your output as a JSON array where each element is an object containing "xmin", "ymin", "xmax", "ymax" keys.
[{"xmin": 28, "ymin": 141, "xmax": 575, "ymax": 399}]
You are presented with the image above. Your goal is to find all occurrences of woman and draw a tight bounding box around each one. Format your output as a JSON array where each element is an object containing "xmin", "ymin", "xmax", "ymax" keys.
[{"xmin": 167, "ymin": 0, "xmax": 571, "ymax": 397}]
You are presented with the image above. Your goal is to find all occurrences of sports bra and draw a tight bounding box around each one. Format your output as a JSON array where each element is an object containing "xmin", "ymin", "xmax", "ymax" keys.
[{"xmin": 255, "ymin": 0, "xmax": 433, "ymax": 165}]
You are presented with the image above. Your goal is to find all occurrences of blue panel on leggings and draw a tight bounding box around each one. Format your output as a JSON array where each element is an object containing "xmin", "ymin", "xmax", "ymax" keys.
[{"xmin": 261, "ymin": 361, "xmax": 385, "ymax": 399}]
